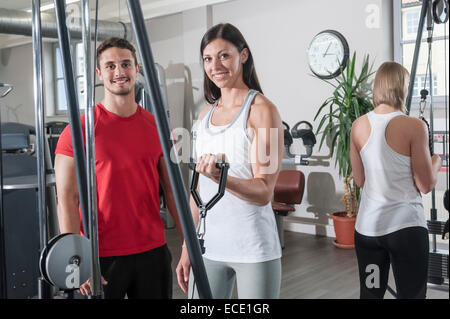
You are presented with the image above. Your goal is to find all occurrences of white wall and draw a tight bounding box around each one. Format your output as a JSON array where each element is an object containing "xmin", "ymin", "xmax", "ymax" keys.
[{"xmin": 0, "ymin": 43, "xmax": 35, "ymax": 126}]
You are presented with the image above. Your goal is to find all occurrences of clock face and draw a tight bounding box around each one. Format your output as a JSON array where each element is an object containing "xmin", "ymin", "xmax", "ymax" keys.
[{"xmin": 307, "ymin": 30, "xmax": 349, "ymax": 79}]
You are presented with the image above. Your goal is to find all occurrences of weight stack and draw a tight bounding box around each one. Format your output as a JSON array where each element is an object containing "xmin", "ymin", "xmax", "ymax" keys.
[
  {"xmin": 427, "ymin": 219, "xmax": 447, "ymax": 235},
  {"xmin": 428, "ymin": 250, "xmax": 449, "ymax": 285}
]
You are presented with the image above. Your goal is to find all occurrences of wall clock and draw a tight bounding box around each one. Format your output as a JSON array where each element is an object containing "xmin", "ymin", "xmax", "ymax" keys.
[{"xmin": 307, "ymin": 30, "xmax": 349, "ymax": 79}]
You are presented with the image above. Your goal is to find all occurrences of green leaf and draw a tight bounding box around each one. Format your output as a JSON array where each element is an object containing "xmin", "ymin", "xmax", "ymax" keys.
[
  {"xmin": 314, "ymin": 97, "xmax": 334, "ymax": 121},
  {"xmin": 314, "ymin": 50, "xmax": 374, "ymax": 179}
]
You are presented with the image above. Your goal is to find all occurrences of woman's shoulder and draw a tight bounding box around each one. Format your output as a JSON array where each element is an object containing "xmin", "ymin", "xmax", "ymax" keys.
[
  {"xmin": 249, "ymin": 93, "xmax": 279, "ymax": 118},
  {"xmin": 197, "ymin": 103, "xmax": 214, "ymax": 121},
  {"xmin": 390, "ymin": 113, "xmax": 426, "ymax": 131},
  {"xmin": 352, "ymin": 113, "xmax": 369, "ymax": 130}
]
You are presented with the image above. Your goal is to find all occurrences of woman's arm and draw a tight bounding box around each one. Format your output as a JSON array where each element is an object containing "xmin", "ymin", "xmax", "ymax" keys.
[
  {"xmin": 410, "ymin": 118, "xmax": 442, "ymax": 193},
  {"xmin": 196, "ymin": 97, "xmax": 284, "ymax": 206},
  {"xmin": 350, "ymin": 119, "xmax": 366, "ymax": 187}
]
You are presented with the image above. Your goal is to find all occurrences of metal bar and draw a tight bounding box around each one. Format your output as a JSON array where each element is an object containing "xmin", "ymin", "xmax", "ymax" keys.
[
  {"xmin": 53, "ymin": 0, "xmax": 90, "ymax": 238},
  {"xmin": 126, "ymin": 0, "xmax": 213, "ymax": 299},
  {"xmin": 405, "ymin": 0, "xmax": 430, "ymax": 114},
  {"xmin": 81, "ymin": 0, "xmax": 102, "ymax": 299},
  {"xmin": 32, "ymin": 0, "xmax": 48, "ymax": 267},
  {"xmin": 0, "ymin": 8, "xmax": 130, "ymax": 41},
  {"xmin": 31, "ymin": 0, "xmax": 53, "ymax": 299},
  {"xmin": 401, "ymin": 35, "xmax": 449, "ymax": 45},
  {"xmin": 0, "ymin": 92, "xmax": 11, "ymax": 298}
]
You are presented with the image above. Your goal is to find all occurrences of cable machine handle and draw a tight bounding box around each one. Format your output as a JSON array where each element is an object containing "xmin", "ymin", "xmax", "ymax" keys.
[{"xmin": 189, "ymin": 162, "xmax": 229, "ymax": 212}]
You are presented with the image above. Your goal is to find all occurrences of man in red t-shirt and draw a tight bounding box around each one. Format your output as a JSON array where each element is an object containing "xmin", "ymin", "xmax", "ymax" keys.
[{"xmin": 54, "ymin": 37, "xmax": 183, "ymax": 299}]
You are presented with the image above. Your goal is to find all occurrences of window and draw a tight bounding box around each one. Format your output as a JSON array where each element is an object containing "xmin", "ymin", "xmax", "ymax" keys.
[
  {"xmin": 412, "ymin": 74, "xmax": 438, "ymax": 97},
  {"xmin": 394, "ymin": 0, "xmax": 449, "ymax": 108},
  {"xmin": 405, "ymin": 10, "xmax": 420, "ymax": 35},
  {"xmin": 54, "ymin": 42, "xmax": 86, "ymax": 114}
]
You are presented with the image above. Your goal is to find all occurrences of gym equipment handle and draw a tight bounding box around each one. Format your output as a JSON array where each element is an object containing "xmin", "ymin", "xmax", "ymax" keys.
[
  {"xmin": 189, "ymin": 161, "xmax": 229, "ymax": 212},
  {"xmin": 188, "ymin": 162, "xmax": 229, "ymax": 171}
]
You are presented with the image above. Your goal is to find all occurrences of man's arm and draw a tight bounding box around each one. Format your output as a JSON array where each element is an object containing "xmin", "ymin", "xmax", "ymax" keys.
[
  {"xmin": 54, "ymin": 153, "xmax": 80, "ymax": 234},
  {"xmin": 157, "ymin": 156, "xmax": 184, "ymax": 243}
]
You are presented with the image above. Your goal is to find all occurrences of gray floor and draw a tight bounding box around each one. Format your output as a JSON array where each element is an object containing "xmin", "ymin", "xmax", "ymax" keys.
[{"xmin": 165, "ymin": 228, "xmax": 449, "ymax": 299}]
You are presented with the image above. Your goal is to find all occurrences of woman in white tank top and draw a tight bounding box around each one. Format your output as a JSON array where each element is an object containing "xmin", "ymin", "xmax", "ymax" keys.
[
  {"xmin": 350, "ymin": 62, "xmax": 441, "ymax": 298},
  {"xmin": 175, "ymin": 23, "xmax": 283, "ymax": 299}
]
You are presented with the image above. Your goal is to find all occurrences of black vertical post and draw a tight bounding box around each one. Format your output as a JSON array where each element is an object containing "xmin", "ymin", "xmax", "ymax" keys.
[
  {"xmin": 126, "ymin": 0, "xmax": 213, "ymax": 299},
  {"xmin": 53, "ymin": 0, "xmax": 90, "ymax": 237},
  {"xmin": 405, "ymin": 0, "xmax": 430, "ymax": 114}
]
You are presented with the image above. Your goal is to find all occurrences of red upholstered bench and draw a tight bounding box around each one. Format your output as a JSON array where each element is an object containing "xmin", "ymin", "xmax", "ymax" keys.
[{"xmin": 272, "ymin": 170, "xmax": 305, "ymax": 248}]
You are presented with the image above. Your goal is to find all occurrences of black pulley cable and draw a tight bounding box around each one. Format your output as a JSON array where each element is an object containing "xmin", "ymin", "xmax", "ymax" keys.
[{"xmin": 419, "ymin": 89, "xmax": 434, "ymax": 156}]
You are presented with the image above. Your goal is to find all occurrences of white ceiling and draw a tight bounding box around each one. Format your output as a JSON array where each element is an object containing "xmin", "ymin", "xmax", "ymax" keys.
[{"xmin": 0, "ymin": 0, "xmax": 231, "ymax": 48}]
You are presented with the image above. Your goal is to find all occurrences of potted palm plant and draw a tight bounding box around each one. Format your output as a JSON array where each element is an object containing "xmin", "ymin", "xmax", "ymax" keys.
[{"xmin": 313, "ymin": 52, "xmax": 374, "ymax": 248}]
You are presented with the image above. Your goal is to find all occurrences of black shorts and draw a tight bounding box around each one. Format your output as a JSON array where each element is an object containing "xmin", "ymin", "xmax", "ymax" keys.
[{"xmin": 99, "ymin": 244, "xmax": 172, "ymax": 299}]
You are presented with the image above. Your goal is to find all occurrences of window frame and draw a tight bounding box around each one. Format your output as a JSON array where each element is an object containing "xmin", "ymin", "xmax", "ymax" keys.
[
  {"xmin": 53, "ymin": 42, "xmax": 86, "ymax": 115},
  {"xmin": 392, "ymin": 0, "xmax": 449, "ymax": 110}
]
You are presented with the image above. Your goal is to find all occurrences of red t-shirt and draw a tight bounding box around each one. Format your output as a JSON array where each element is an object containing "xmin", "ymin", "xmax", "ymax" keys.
[{"xmin": 55, "ymin": 103, "xmax": 165, "ymax": 257}]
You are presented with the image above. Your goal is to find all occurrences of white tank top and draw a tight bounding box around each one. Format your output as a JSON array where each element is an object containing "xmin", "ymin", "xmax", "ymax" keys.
[
  {"xmin": 355, "ymin": 111, "xmax": 427, "ymax": 236},
  {"xmin": 193, "ymin": 89, "xmax": 282, "ymax": 263}
]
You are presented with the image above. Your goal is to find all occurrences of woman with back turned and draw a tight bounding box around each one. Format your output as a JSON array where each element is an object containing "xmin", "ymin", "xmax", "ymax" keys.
[{"xmin": 350, "ymin": 61, "xmax": 442, "ymax": 299}]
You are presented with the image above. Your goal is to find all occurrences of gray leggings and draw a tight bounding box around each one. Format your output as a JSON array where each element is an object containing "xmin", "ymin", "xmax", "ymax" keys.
[{"xmin": 189, "ymin": 257, "xmax": 281, "ymax": 299}]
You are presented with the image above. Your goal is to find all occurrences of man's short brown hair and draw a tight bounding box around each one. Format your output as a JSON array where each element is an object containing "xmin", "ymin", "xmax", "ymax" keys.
[{"xmin": 96, "ymin": 37, "xmax": 138, "ymax": 69}]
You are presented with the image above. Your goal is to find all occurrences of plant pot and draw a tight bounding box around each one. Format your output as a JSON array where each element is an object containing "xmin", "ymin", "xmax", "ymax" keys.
[{"xmin": 330, "ymin": 211, "xmax": 356, "ymax": 249}]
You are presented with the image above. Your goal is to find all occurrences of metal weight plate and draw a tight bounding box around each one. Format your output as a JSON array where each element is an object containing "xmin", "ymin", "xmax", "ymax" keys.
[
  {"xmin": 45, "ymin": 234, "xmax": 91, "ymax": 290},
  {"xmin": 39, "ymin": 233, "xmax": 71, "ymax": 285}
]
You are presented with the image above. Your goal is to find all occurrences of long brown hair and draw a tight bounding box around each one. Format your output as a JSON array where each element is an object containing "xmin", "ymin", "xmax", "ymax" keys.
[{"xmin": 200, "ymin": 23, "xmax": 263, "ymax": 104}]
